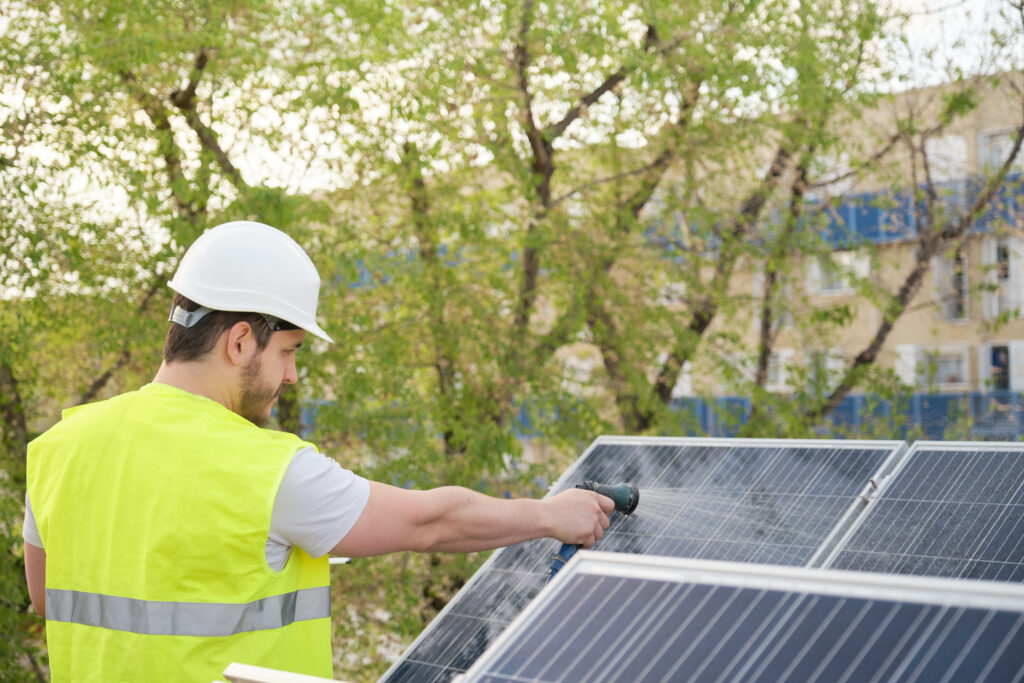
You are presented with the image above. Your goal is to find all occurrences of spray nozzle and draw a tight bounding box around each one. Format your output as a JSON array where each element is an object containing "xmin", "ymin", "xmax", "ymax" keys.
[
  {"xmin": 547, "ymin": 481, "xmax": 640, "ymax": 584},
  {"xmin": 576, "ymin": 480, "xmax": 640, "ymax": 515}
]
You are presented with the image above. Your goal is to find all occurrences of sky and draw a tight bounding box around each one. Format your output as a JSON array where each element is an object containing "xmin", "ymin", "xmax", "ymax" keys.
[{"xmin": 893, "ymin": 0, "xmax": 1022, "ymax": 87}]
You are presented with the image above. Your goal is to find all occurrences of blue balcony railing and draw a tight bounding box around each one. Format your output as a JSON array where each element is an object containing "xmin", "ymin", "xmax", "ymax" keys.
[{"xmin": 818, "ymin": 173, "xmax": 1023, "ymax": 248}]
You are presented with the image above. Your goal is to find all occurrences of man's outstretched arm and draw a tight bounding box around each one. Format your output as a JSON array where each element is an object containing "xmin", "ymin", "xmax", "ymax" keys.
[{"xmin": 331, "ymin": 483, "xmax": 613, "ymax": 558}]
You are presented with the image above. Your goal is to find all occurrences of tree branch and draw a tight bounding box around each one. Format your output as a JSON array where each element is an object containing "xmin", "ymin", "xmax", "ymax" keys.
[
  {"xmin": 511, "ymin": 0, "xmax": 547, "ymax": 336},
  {"xmin": 578, "ymin": 79, "xmax": 703, "ymax": 428},
  {"xmin": 651, "ymin": 138, "xmax": 794, "ymax": 404},
  {"xmin": 76, "ymin": 72, "xmax": 200, "ymax": 406},
  {"xmin": 808, "ymin": 128, "xmax": 904, "ymax": 190},
  {"xmin": 551, "ymin": 157, "xmax": 673, "ymax": 209},
  {"xmin": 755, "ymin": 157, "xmax": 811, "ymax": 390},
  {"xmin": 168, "ymin": 49, "xmax": 247, "ymax": 190},
  {"xmin": 403, "ymin": 144, "xmax": 463, "ymax": 455},
  {"xmin": 545, "ymin": 27, "xmax": 687, "ymax": 142},
  {"xmin": 514, "ymin": 18, "xmax": 689, "ymax": 338},
  {"xmin": 806, "ymin": 108, "xmax": 1024, "ymax": 421},
  {"xmin": 0, "ymin": 354, "xmax": 28, "ymax": 478}
]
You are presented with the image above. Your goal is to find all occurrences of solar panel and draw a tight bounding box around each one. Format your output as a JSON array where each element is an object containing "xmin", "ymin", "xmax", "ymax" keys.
[
  {"xmin": 382, "ymin": 437, "xmax": 906, "ymax": 682},
  {"xmin": 823, "ymin": 441, "xmax": 1024, "ymax": 582},
  {"xmin": 462, "ymin": 551, "xmax": 1024, "ymax": 683}
]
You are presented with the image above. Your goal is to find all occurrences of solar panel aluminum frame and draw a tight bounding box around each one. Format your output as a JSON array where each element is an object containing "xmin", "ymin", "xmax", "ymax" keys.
[
  {"xmin": 804, "ymin": 438, "xmax": 909, "ymax": 567},
  {"xmin": 818, "ymin": 440, "xmax": 1024, "ymax": 570},
  {"xmin": 579, "ymin": 434, "xmax": 907, "ymax": 457},
  {"xmin": 458, "ymin": 550, "xmax": 1024, "ymax": 682},
  {"xmin": 381, "ymin": 436, "xmax": 908, "ymax": 682}
]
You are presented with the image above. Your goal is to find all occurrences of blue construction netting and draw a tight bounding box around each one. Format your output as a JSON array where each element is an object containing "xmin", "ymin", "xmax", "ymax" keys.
[
  {"xmin": 673, "ymin": 391, "xmax": 1024, "ymax": 441},
  {"xmin": 291, "ymin": 392, "xmax": 1024, "ymax": 443}
]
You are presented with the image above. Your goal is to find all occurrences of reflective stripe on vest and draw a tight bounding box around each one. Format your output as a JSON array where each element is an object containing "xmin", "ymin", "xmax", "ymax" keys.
[{"xmin": 46, "ymin": 586, "xmax": 330, "ymax": 637}]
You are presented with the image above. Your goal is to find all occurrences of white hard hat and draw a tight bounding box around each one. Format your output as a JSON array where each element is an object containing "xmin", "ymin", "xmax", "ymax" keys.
[{"xmin": 167, "ymin": 221, "xmax": 333, "ymax": 342}]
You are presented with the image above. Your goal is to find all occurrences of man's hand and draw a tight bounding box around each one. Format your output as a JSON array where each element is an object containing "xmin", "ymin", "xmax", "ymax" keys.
[{"xmin": 544, "ymin": 488, "xmax": 614, "ymax": 548}]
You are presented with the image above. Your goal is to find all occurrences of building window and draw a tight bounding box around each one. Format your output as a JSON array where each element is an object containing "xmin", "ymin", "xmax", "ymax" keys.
[
  {"xmin": 950, "ymin": 253, "xmax": 966, "ymax": 319},
  {"xmin": 923, "ymin": 351, "xmax": 966, "ymax": 385},
  {"xmin": 979, "ymin": 342, "xmax": 1024, "ymax": 393},
  {"xmin": 923, "ymin": 134, "xmax": 968, "ymax": 182},
  {"xmin": 806, "ymin": 250, "xmax": 871, "ymax": 295},
  {"xmin": 818, "ymin": 262, "xmax": 848, "ymax": 293},
  {"xmin": 932, "ymin": 250, "xmax": 968, "ymax": 321},
  {"xmin": 998, "ymin": 243, "xmax": 1011, "ymax": 280},
  {"xmin": 990, "ymin": 345, "xmax": 1010, "ymax": 391},
  {"xmin": 896, "ymin": 344, "xmax": 970, "ymax": 391},
  {"xmin": 718, "ymin": 350, "xmax": 792, "ymax": 393},
  {"xmin": 917, "ymin": 346, "xmax": 970, "ymax": 389},
  {"xmin": 979, "ymin": 128, "xmax": 1024, "ymax": 173},
  {"xmin": 998, "ymin": 242, "xmax": 1012, "ymax": 312},
  {"xmin": 806, "ymin": 349, "xmax": 844, "ymax": 393},
  {"xmin": 765, "ymin": 349, "xmax": 794, "ymax": 393},
  {"xmin": 983, "ymin": 237, "xmax": 1023, "ymax": 319}
]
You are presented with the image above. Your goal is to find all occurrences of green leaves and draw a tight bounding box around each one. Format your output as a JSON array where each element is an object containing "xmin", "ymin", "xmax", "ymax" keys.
[
  {"xmin": 940, "ymin": 87, "xmax": 978, "ymax": 125},
  {"xmin": 3, "ymin": 0, "xmax": 1021, "ymax": 678}
]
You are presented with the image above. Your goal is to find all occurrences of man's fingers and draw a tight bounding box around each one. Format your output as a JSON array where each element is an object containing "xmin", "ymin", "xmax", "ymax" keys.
[{"xmin": 548, "ymin": 488, "xmax": 621, "ymax": 546}]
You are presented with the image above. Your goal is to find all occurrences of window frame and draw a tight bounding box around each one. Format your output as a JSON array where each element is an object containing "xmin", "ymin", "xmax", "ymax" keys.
[{"xmin": 915, "ymin": 343, "xmax": 971, "ymax": 392}]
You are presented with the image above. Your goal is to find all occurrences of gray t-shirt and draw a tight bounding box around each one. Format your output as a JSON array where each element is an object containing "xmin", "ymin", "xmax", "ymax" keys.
[{"xmin": 23, "ymin": 446, "xmax": 369, "ymax": 571}]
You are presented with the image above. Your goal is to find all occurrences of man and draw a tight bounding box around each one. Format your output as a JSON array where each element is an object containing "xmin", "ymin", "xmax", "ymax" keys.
[{"xmin": 24, "ymin": 221, "xmax": 613, "ymax": 681}]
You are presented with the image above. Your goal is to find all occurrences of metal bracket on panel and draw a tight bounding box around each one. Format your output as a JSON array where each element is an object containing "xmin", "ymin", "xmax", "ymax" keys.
[{"xmin": 859, "ymin": 477, "xmax": 879, "ymax": 503}]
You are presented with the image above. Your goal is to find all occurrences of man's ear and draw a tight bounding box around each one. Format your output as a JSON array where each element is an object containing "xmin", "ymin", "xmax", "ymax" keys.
[{"xmin": 224, "ymin": 321, "xmax": 256, "ymax": 367}]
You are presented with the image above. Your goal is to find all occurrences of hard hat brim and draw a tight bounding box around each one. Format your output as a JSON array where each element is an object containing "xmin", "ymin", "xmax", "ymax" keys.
[{"xmin": 167, "ymin": 280, "xmax": 334, "ymax": 343}]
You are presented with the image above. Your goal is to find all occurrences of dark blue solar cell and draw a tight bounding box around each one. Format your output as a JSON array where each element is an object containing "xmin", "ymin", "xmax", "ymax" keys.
[
  {"xmin": 385, "ymin": 660, "xmax": 451, "ymax": 683},
  {"xmin": 465, "ymin": 571, "xmax": 1024, "ymax": 683}
]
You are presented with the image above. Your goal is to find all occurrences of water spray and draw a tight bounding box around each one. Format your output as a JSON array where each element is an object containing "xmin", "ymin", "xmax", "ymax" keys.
[{"xmin": 546, "ymin": 480, "xmax": 639, "ymax": 583}]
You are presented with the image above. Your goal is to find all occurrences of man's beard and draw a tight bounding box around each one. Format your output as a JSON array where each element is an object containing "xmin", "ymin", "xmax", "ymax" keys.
[{"xmin": 238, "ymin": 355, "xmax": 280, "ymax": 427}]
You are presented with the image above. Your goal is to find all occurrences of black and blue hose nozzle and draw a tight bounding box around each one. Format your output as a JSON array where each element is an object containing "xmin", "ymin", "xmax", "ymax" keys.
[
  {"xmin": 579, "ymin": 480, "xmax": 640, "ymax": 516},
  {"xmin": 546, "ymin": 481, "xmax": 639, "ymax": 583}
]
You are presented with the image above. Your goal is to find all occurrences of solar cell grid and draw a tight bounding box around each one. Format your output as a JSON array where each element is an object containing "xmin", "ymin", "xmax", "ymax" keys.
[
  {"xmin": 576, "ymin": 440, "xmax": 898, "ymax": 565},
  {"xmin": 382, "ymin": 437, "xmax": 904, "ymax": 682},
  {"xmin": 825, "ymin": 442, "xmax": 1024, "ymax": 582},
  {"xmin": 462, "ymin": 553, "xmax": 1024, "ymax": 683}
]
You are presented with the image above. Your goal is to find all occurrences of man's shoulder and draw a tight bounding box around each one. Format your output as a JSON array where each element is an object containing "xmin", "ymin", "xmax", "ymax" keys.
[
  {"xmin": 258, "ymin": 427, "xmax": 316, "ymax": 451},
  {"xmin": 31, "ymin": 389, "xmax": 141, "ymax": 446}
]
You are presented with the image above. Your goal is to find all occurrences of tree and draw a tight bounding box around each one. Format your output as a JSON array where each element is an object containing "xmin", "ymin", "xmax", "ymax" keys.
[
  {"xmin": 0, "ymin": 1, "xmax": 360, "ymax": 677},
  {"xmin": 2, "ymin": 0, "xmax": 1022, "ymax": 680},
  {"xmin": 736, "ymin": 4, "xmax": 1024, "ymax": 437}
]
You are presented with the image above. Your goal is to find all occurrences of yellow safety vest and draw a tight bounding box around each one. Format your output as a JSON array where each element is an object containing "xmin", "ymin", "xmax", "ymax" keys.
[{"xmin": 27, "ymin": 382, "xmax": 333, "ymax": 682}]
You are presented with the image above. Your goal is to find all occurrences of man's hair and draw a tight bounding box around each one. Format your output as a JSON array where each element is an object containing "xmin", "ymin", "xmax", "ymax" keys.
[{"xmin": 163, "ymin": 293, "xmax": 274, "ymax": 363}]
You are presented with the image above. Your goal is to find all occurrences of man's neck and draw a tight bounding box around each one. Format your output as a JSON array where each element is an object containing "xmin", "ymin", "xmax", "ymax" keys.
[{"xmin": 153, "ymin": 361, "xmax": 234, "ymax": 412}]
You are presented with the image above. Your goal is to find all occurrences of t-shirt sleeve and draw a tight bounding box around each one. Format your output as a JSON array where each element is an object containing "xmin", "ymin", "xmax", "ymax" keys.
[
  {"xmin": 23, "ymin": 493, "xmax": 44, "ymax": 549},
  {"xmin": 268, "ymin": 446, "xmax": 370, "ymax": 559}
]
